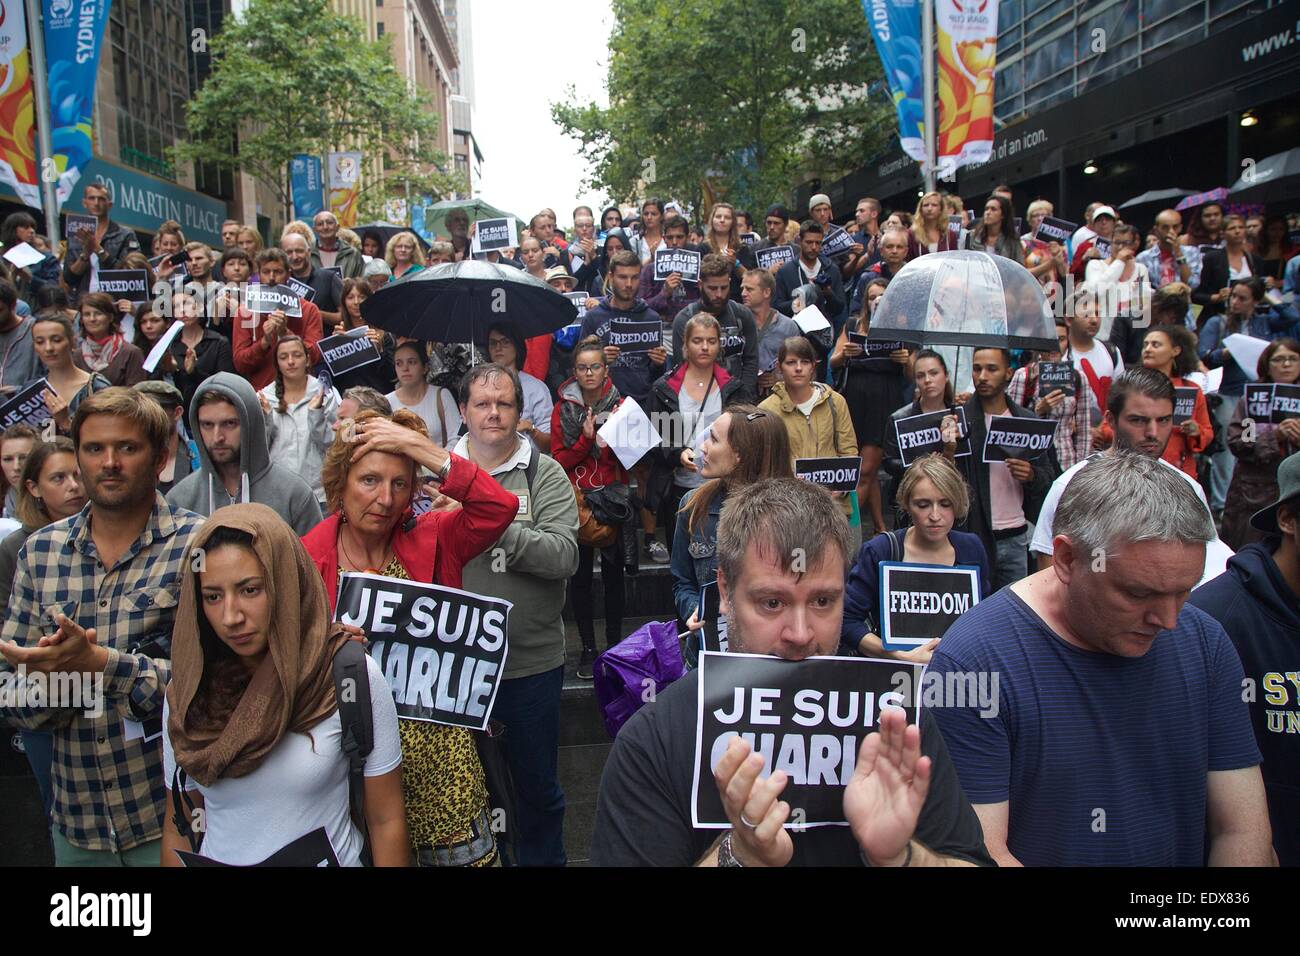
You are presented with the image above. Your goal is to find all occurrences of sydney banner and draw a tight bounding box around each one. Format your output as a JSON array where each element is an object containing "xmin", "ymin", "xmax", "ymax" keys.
[
  {"xmin": 862, "ymin": 0, "xmax": 926, "ymax": 165},
  {"xmin": 290, "ymin": 154, "xmax": 325, "ymax": 221},
  {"xmin": 43, "ymin": 0, "xmax": 111, "ymax": 208},
  {"xmin": 936, "ymin": 0, "xmax": 999, "ymax": 175},
  {"xmin": 0, "ymin": 0, "xmax": 39, "ymax": 207}
]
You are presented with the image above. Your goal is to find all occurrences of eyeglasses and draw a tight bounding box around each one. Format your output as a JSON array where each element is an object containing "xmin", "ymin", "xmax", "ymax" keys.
[
  {"xmin": 1269, "ymin": 355, "xmax": 1299, "ymax": 365},
  {"xmin": 575, "ymin": 364, "xmax": 603, "ymax": 373}
]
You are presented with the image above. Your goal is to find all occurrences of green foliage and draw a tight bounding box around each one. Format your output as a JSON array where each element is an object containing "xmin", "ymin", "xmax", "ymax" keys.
[
  {"xmin": 170, "ymin": 0, "xmax": 463, "ymax": 224},
  {"xmin": 551, "ymin": 0, "xmax": 890, "ymax": 214}
]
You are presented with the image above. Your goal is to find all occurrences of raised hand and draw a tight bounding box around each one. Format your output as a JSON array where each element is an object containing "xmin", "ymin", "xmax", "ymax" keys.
[
  {"xmin": 713, "ymin": 736, "xmax": 793, "ymax": 867},
  {"xmin": 844, "ymin": 706, "xmax": 930, "ymax": 865}
]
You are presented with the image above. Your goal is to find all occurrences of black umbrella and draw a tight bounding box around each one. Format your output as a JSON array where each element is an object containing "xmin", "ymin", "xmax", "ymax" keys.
[
  {"xmin": 1228, "ymin": 147, "xmax": 1300, "ymax": 204},
  {"xmin": 359, "ymin": 259, "xmax": 579, "ymax": 343}
]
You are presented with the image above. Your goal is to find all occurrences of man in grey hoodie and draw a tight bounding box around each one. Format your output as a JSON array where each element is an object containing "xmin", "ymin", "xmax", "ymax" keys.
[
  {"xmin": 165, "ymin": 372, "xmax": 323, "ymax": 534},
  {"xmin": 0, "ymin": 281, "xmax": 39, "ymax": 397}
]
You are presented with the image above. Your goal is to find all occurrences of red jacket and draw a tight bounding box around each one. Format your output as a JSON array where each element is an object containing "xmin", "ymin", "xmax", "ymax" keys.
[
  {"xmin": 523, "ymin": 334, "xmax": 552, "ymax": 382},
  {"xmin": 549, "ymin": 377, "xmax": 628, "ymax": 490},
  {"xmin": 232, "ymin": 299, "xmax": 325, "ymax": 389},
  {"xmin": 301, "ymin": 452, "xmax": 518, "ymax": 611}
]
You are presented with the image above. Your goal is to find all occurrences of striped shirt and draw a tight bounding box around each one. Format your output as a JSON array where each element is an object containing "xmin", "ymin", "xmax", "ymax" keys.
[
  {"xmin": 0, "ymin": 494, "xmax": 203, "ymax": 851},
  {"xmin": 1007, "ymin": 363, "xmax": 1092, "ymax": 471}
]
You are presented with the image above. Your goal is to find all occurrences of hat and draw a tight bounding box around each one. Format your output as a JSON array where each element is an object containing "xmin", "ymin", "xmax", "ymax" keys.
[
  {"xmin": 133, "ymin": 379, "xmax": 184, "ymax": 406},
  {"xmin": 362, "ymin": 258, "xmax": 392, "ymax": 278},
  {"xmin": 1090, "ymin": 205, "xmax": 1117, "ymax": 222},
  {"xmin": 766, "ymin": 204, "xmax": 790, "ymax": 222},
  {"xmin": 1250, "ymin": 451, "xmax": 1300, "ymax": 535},
  {"xmin": 545, "ymin": 266, "xmax": 574, "ymax": 286},
  {"xmin": 809, "ymin": 193, "xmax": 832, "ymax": 212}
]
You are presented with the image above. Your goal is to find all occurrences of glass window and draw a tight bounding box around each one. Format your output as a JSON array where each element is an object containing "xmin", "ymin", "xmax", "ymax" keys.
[
  {"xmin": 1026, "ymin": 0, "xmax": 1070, "ymax": 35},
  {"xmin": 1023, "ymin": 30, "xmax": 1073, "ymax": 87},
  {"xmin": 999, "ymin": 24, "xmax": 1022, "ymax": 57},
  {"xmin": 1143, "ymin": 0, "xmax": 1201, "ymax": 25},
  {"xmin": 995, "ymin": 60, "xmax": 1024, "ymax": 105},
  {"xmin": 1143, "ymin": 6, "xmax": 1204, "ymax": 51},
  {"xmin": 1000, "ymin": 0, "xmax": 1024, "ymax": 27}
]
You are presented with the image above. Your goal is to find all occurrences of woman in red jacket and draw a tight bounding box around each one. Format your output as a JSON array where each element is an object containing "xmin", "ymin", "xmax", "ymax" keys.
[
  {"xmin": 1141, "ymin": 324, "xmax": 1213, "ymax": 477},
  {"xmin": 550, "ymin": 336, "xmax": 628, "ymax": 678},
  {"xmin": 302, "ymin": 408, "xmax": 518, "ymax": 866}
]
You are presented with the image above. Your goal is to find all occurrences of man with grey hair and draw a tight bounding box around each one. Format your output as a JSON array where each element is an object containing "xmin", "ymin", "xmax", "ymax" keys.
[
  {"xmin": 451, "ymin": 362, "xmax": 579, "ymax": 865},
  {"xmin": 590, "ymin": 478, "xmax": 992, "ymax": 867},
  {"xmin": 311, "ymin": 210, "xmax": 364, "ymax": 278},
  {"xmin": 930, "ymin": 453, "xmax": 1272, "ymax": 866},
  {"xmin": 281, "ymin": 231, "xmax": 343, "ymax": 327}
]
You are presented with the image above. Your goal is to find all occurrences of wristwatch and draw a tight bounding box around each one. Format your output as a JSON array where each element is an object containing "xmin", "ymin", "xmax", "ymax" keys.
[
  {"xmin": 717, "ymin": 831, "xmax": 745, "ymax": 867},
  {"xmin": 1175, "ymin": 256, "xmax": 1187, "ymax": 265}
]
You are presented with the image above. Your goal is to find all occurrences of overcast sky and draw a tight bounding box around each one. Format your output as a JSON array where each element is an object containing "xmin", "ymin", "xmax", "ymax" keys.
[{"xmin": 470, "ymin": 0, "xmax": 614, "ymax": 229}]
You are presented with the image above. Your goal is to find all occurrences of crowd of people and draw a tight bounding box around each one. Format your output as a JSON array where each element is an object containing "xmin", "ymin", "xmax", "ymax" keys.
[{"xmin": 0, "ymin": 180, "xmax": 1297, "ymax": 869}]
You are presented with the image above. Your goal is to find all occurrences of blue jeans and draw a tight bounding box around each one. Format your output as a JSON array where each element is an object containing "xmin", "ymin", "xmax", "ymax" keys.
[
  {"xmin": 20, "ymin": 729, "xmax": 55, "ymax": 820},
  {"xmin": 993, "ymin": 528, "xmax": 1029, "ymax": 590},
  {"xmin": 492, "ymin": 665, "xmax": 566, "ymax": 866},
  {"xmin": 1208, "ymin": 393, "xmax": 1238, "ymax": 511}
]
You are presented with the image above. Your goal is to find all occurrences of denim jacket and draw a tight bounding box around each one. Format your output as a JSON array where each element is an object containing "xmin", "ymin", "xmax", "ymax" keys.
[{"xmin": 671, "ymin": 486, "xmax": 724, "ymax": 625}]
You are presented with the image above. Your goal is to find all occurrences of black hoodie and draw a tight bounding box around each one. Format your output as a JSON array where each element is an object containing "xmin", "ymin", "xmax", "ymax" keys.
[{"xmin": 1190, "ymin": 541, "xmax": 1300, "ymax": 866}]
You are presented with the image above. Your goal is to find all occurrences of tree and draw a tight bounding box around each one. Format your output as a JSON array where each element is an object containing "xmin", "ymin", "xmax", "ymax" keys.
[
  {"xmin": 551, "ymin": 0, "xmax": 891, "ymax": 214},
  {"xmin": 170, "ymin": 0, "xmax": 462, "ymax": 226}
]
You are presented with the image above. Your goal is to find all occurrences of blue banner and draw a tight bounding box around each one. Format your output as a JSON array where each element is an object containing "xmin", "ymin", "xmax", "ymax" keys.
[
  {"xmin": 42, "ymin": 0, "xmax": 111, "ymax": 209},
  {"xmin": 862, "ymin": 0, "xmax": 926, "ymax": 165},
  {"xmin": 290, "ymin": 154, "xmax": 325, "ymax": 221}
]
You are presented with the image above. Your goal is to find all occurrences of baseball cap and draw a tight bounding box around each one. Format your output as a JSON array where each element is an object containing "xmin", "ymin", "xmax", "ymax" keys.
[
  {"xmin": 1091, "ymin": 205, "xmax": 1117, "ymax": 222},
  {"xmin": 809, "ymin": 193, "xmax": 832, "ymax": 212},
  {"xmin": 1250, "ymin": 451, "xmax": 1300, "ymax": 534},
  {"xmin": 766, "ymin": 204, "xmax": 790, "ymax": 222}
]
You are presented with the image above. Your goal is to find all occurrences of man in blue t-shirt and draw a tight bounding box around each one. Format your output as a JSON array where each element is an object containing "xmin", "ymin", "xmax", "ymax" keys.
[{"xmin": 929, "ymin": 452, "xmax": 1273, "ymax": 866}]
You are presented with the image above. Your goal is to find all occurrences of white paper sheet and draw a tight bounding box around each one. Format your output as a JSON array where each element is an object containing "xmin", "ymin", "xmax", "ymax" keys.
[
  {"xmin": 598, "ymin": 397, "xmax": 663, "ymax": 470},
  {"xmin": 793, "ymin": 303, "xmax": 831, "ymax": 334},
  {"xmin": 2, "ymin": 242, "xmax": 44, "ymax": 269},
  {"xmin": 142, "ymin": 320, "xmax": 184, "ymax": 373},
  {"xmin": 1185, "ymin": 367, "xmax": 1224, "ymax": 395},
  {"xmin": 1223, "ymin": 333, "xmax": 1270, "ymax": 383}
]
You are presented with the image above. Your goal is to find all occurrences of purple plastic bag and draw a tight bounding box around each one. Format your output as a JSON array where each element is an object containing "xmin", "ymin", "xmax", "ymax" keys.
[{"xmin": 593, "ymin": 620, "xmax": 685, "ymax": 738}]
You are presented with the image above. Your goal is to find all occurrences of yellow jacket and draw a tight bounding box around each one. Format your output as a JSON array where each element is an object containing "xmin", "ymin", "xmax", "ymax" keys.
[{"xmin": 759, "ymin": 382, "xmax": 859, "ymax": 514}]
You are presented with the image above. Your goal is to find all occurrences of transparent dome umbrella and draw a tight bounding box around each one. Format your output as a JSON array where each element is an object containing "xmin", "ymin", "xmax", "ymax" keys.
[{"xmin": 867, "ymin": 250, "xmax": 1057, "ymax": 353}]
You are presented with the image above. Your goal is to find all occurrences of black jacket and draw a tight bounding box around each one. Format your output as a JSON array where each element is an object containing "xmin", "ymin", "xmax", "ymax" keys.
[
  {"xmin": 671, "ymin": 300, "xmax": 758, "ymax": 403},
  {"xmin": 170, "ymin": 327, "xmax": 236, "ymax": 410},
  {"xmin": 1193, "ymin": 248, "xmax": 1266, "ymax": 325},
  {"xmin": 955, "ymin": 395, "xmax": 1060, "ymax": 571},
  {"xmin": 773, "ymin": 256, "xmax": 845, "ymax": 324},
  {"xmin": 644, "ymin": 365, "xmax": 746, "ymax": 512},
  {"xmin": 63, "ymin": 218, "xmax": 142, "ymax": 300}
]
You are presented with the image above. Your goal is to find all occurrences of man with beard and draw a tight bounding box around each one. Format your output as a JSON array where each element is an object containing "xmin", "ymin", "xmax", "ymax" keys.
[
  {"xmin": 637, "ymin": 215, "xmax": 700, "ymax": 326},
  {"xmin": 672, "ymin": 254, "xmax": 759, "ymax": 402},
  {"xmin": 1030, "ymin": 368, "xmax": 1232, "ymax": 583},
  {"xmin": 0, "ymin": 388, "xmax": 203, "ymax": 865},
  {"xmin": 590, "ymin": 477, "xmax": 991, "ymax": 867}
]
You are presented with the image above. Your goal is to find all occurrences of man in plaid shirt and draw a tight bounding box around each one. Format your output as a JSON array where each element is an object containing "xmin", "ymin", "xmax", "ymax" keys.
[
  {"xmin": 1, "ymin": 388, "xmax": 203, "ymax": 865},
  {"xmin": 1007, "ymin": 316, "xmax": 1093, "ymax": 473}
]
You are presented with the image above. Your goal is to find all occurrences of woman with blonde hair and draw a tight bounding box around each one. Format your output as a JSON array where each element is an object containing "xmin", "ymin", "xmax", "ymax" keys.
[
  {"xmin": 701, "ymin": 201, "xmax": 756, "ymax": 300},
  {"xmin": 841, "ymin": 452, "xmax": 989, "ymax": 664},
  {"xmin": 236, "ymin": 226, "xmax": 264, "ymax": 257},
  {"xmin": 912, "ymin": 191, "xmax": 957, "ymax": 254},
  {"xmin": 385, "ymin": 231, "xmax": 426, "ymax": 280}
]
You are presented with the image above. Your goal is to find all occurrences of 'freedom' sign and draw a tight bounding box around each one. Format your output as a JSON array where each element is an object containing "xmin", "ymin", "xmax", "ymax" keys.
[
  {"xmin": 244, "ymin": 284, "xmax": 303, "ymax": 317},
  {"xmin": 1271, "ymin": 383, "xmax": 1300, "ymax": 423},
  {"xmin": 609, "ymin": 319, "xmax": 661, "ymax": 353},
  {"xmin": 1172, "ymin": 386, "xmax": 1199, "ymax": 425},
  {"xmin": 318, "ymin": 326, "xmax": 382, "ymax": 376},
  {"xmin": 878, "ymin": 563, "xmax": 981, "ymax": 651},
  {"xmin": 335, "ymin": 572, "xmax": 511, "ymax": 731},
  {"xmin": 692, "ymin": 652, "xmax": 923, "ymax": 828},
  {"xmin": 795, "ymin": 457, "xmax": 861, "ymax": 492},
  {"xmin": 982, "ymin": 415, "xmax": 1057, "ymax": 462},
  {"xmin": 95, "ymin": 269, "xmax": 151, "ymax": 303},
  {"xmin": 654, "ymin": 247, "xmax": 701, "ymax": 283},
  {"xmin": 1033, "ymin": 216, "xmax": 1078, "ymax": 244},
  {"xmin": 893, "ymin": 407, "xmax": 971, "ymax": 466},
  {"xmin": 0, "ymin": 378, "xmax": 51, "ymax": 430},
  {"xmin": 755, "ymin": 245, "xmax": 794, "ymax": 270}
]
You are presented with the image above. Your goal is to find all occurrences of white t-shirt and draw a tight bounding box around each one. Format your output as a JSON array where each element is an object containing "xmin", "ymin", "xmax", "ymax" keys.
[
  {"xmin": 162, "ymin": 653, "xmax": 401, "ymax": 867},
  {"xmin": 1028, "ymin": 454, "xmax": 1233, "ymax": 588},
  {"xmin": 1070, "ymin": 339, "xmax": 1123, "ymax": 419},
  {"xmin": 387, "ymin": 385, "xmax": 463, "ymax": 447}
]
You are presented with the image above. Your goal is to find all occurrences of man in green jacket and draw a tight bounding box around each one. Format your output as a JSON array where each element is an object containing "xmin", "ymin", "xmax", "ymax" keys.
[{"xmin": 453, "ymin": 363, "xmax": 579, "ymax": 866}]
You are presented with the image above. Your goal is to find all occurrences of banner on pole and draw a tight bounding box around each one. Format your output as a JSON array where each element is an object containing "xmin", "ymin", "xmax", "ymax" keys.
[
  {"xmin": 290, "ymin": 155, "xmax": 325, "ymax": 221},
  {"xmin": 935, "ymin": 0, "xmax": 999, "ymax": 176},
  {"xmin": 0, "ymin": 0, "xmax": 39, "ymax": 208},
  {"xmin": 327, "ymin": 151, "xmax": 363, "ymax": 228},
  {"xmin": 42, "ymin": 0, "xmax": 111, "ymax": 207},
  {"xmin": 861, "ymin": 0, "xmax": 926, "ymax": 165}
]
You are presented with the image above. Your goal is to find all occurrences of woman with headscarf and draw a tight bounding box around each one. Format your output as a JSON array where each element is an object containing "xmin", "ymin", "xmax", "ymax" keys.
[
  {"xmin": 161, "ymin": 504, "xmax": 409, "ymax": 866},
  {"xmin": 586, "ymin": 229, "xmax": 631, "ymax": 300}
]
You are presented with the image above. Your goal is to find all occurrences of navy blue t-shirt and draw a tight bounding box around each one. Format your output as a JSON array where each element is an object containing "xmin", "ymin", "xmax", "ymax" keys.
[{"xmin": 928, "ymin": 588, "xmax": 1260, "ymax": 866}]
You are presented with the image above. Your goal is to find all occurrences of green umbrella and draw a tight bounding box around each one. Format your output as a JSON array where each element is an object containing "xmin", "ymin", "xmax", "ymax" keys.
[{"xmin": 418, "ymin": 198, "xmax": 522, "ymax": 242}]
